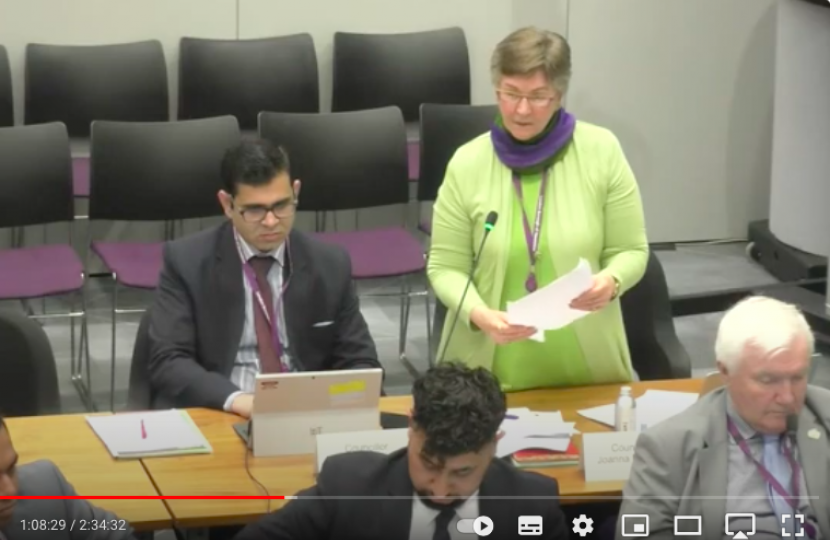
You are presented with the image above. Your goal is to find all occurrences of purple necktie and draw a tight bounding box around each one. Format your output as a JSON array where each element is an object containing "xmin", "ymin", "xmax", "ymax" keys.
[{"xmin": 249, "ymin": 256, "xmax": 282, "ymax": 373}]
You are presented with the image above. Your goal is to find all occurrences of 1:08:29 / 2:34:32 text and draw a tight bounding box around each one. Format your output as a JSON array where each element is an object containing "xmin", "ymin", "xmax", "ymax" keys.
[{"xmin": 19, "ymin": 519, "xmax": 129, "ymax": 531}]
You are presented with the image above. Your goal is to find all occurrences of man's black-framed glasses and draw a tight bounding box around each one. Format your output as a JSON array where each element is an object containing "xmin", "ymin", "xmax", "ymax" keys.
[{"xmin": 233, "ymin": 198, "xmax": 297, "ymax": 223}]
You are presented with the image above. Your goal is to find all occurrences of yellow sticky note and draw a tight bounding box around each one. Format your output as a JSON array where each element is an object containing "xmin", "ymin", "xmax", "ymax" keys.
[{"xmin": 329, "ymin": 380, "xmax": 366, "ymax": 396}]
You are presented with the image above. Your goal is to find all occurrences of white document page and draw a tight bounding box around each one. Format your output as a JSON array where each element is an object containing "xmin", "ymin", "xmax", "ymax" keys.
[
  {"xmin": 577, "ymin": 390, "xmax": 699, "ymax": 429},
  {"xmin": 506, "ymin": 258, "xmax": 593, "ymax": 341},
  {"xmin": 86, "ymin": 410, "xmax": 210, "ymax": 456},
  {"xmin": 497, "ymin": 410, "xmax": 577, "ymax": 456}
]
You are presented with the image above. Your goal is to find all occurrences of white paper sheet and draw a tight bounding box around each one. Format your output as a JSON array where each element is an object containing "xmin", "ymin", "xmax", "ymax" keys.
[
  {"xmin": 497, "ymin": 435, "xmax": 572, "ymax": 456},
  {"xmin": 506, "ymin": 258, "xmax": 594, "ymax": 341},
  {"xmin": 577, "ymin": 390, "xmax": 699, "ymax": 430},
  {"xmin": 497, "ymin": 409, "xmax": 577, "ymax": 456},
  {"xmin": 86, "ymin": 410, "xmax": 211, "ymax": 457}
]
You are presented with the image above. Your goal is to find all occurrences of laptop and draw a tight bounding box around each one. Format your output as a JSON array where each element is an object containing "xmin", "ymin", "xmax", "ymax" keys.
[{"xmin": 238, "ymin": 368, "xmax": 386, "ymax": 456}]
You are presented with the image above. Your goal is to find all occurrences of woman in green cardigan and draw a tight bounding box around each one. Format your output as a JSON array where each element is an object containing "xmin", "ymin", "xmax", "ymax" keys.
[{"xmin": 427, "ymin": 27, "xmax": 649, "ymax": 392}]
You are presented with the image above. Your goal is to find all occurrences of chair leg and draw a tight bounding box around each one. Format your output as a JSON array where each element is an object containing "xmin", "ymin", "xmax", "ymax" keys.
[
  {"xmin": 397, "ymin": 277, "xmax": 419, "ymax": 378},
  {"xmin": 110, "ymin": 276, "xmax": 119, "ymax": 412},
  {"xmin": 398, "ymin": 277, "xmax": 411, "ymax": 360},
  {"xmin": 424, "ymin": 287, "xmax": 433, "ymax": 368},
  {"xmin": 71, "ymin": 281, "xmax": 96, "ymax": 412}
]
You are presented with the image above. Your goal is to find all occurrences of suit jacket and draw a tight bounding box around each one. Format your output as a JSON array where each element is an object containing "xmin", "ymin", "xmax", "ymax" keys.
[
  {"xmin": 617, "ymin": 385, "xmax": 830, "ymax": 540},
  {"xmin": 234, "ymin": 448, "xmax": 568, "ymax": 540},
  {"xmin": 1, "ymin": 461, "xmax": 135, "ymax": 540},
  {"xmin": 147, "ymin": 222, "xmax": 381, "ymax": 410}
]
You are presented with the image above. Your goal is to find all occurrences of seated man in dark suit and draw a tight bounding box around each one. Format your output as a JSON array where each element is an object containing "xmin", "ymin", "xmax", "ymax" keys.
[
  {"xmin": 0, "ymin": 416, "xmax": 136, "ymax": 540},
  {"xmin": 147, "ymin": 139, "xmax": 381, "ymax": 417},
  {"xmin": 234, "ymin": 363, "xmax": 568, "ymax": 540}
]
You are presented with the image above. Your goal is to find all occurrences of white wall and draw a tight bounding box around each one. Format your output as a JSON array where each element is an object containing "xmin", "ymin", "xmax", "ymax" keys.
[
  {"xmin": 769, "ymin": 0, "xmax": 830, "ymax": 257},
  {"xmin": 0, "ymin": 0, "xmax": 778, "ymax": 243},
  {"xmin": 566, "ymin": 0, "xmax": 777, "ymax": 242}
]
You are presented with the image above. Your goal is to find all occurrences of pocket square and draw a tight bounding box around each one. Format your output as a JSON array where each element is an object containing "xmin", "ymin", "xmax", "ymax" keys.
[{"xmin": 312, "ymin": 321, "xmax": 334, "ymax": 328}]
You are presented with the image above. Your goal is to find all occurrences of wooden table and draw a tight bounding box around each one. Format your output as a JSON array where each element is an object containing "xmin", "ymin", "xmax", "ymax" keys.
[
  {"xmin": 143, "ymin": 378, "xmax": 702, "ymax": 527},
  {"xmin": 4, "ymin": 413, "xmax": 172, "ymax": 531},
  {"xmin": 383, "ymin": 378, "xmax": 703, "ymax": 503}
]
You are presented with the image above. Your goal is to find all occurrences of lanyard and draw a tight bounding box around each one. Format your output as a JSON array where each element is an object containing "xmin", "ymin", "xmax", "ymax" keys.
[
  {"xmin": 726, "ymin": 417, "xmax": 816, "ymax": 538},
  {"xmin": 512, "ymin": 171, "xmax": 549, "ymax": 293},
  {"xmin": 233, "ymin": 230, "xmax": 287, "ymax": 365}
]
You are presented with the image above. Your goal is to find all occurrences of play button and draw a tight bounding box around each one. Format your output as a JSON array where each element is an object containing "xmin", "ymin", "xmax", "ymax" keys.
[{"xmin": 473, "ymin": 516, "xmax": 494, "ymax": 536}]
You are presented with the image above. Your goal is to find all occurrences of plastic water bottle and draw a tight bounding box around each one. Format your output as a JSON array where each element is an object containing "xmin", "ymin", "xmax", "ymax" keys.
[{"xmin": 615, "ymin": 386, "xmax": 637, "ymax": 432}]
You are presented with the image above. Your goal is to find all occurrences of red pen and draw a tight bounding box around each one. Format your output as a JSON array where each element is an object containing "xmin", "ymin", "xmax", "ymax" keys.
[{"xmin": 140, "ymin": 419, "xmax": 147, "ymax": 439}]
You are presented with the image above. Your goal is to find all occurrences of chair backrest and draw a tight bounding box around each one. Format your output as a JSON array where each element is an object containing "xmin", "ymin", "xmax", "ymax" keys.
[
  {"xmin": 24, "ymin": 40, "xmax": 169, "ymax": 137},
  {"xmin": 258, "ymin": 106, "xmax": 409, "ymax": 212},
  {"xmin": 0, "ymin": 45, "xmax": 12, "ymax": 127},
  {"xmin": 332, "ymin": 28, "xmax": 470, "ymax": 122},
  {"xmin": 0, "ymin": 122, "xmax": 74, "ymax": 229},
  {"xmin": 0, "ymin": 309, "xmax": 61, "ymax": 417},
  {"xmin": 179, "ymin": 34, "xmax": 319, "ymax": 130},
  {"xmin": 621, "ymin": 250, "xmax": 693, "ymax": 380},
  {"xmin": 418, "ymin": 103, "xmax": 497, "ymax": 202},
  {"xmin": 127, "ymin": 310, "xmax": 153, "ymax": 411},
  {"xmin": 88, "ymin": 116, "xmax": 241, "ymax": 222}
]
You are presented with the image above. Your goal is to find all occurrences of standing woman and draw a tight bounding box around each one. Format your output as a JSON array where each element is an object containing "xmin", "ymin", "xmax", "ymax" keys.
[{"xmin": 427, "ymin": 27, "xmax": 649, "ymax": 391}]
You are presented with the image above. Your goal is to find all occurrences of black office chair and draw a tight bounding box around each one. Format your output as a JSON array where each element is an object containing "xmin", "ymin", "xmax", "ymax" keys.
[
  {"xmin": 24, "ymin": 40, "xmax": 169, "ymax": 136},
  {"xmin": 0, "ymin": 122, "xmax": 92, "ymax": 408},
  {"xmin": 258, "ymin": 106, "xmax": 432, "ymax": 374},
  {"xmin": 621, "ymin": 250, "xmax": 692, "ymax": 380},
  {"xmin": 331, "ymin": 27, "xmax": 471, "ymax": 123},
  {"xmin": 178, "ymin": 34, "xmax": 319, "ymax": 131},
  {"xmin": 24, "ymin": 40, "xmax": 169, "ymax": 198},
  {"xmin": 0, "ymin": 45, "xmax": 12, "ymax": 127},
  {"xmin": 88, "ymin": 116, "xmax": 241, "ymax": 410},
  {"xmin": 0, "ymin": 309, "xmax": 61, "ymax": 416},
  {"xmin": 417, "ymin": 103, "xmax": 497, "ymax": 234}
]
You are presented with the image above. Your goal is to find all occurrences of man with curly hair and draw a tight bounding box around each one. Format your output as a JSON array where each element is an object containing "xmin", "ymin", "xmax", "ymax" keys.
[{"xmin": 235, "ymin": 362, "xmax": 568, "ymax": 540}]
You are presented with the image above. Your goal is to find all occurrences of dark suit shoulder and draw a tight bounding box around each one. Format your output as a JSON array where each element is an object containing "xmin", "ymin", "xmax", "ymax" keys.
[
  {"xmin": 316, "ymin": 451, "xmax": 393, "ymax": 495},
  {"xmin": 488, "ymin": 457, "xmax": 560, "ymax": 496},
  {"xmin": 289, "ymin": 230, "xmax": 350, "ymax": 267},
  {"xmin": 16, "ymin": 460, "xmax": 62, "ymax": 493},
  {"xmin": 164, "ymin": 222, "xmax": 227, "ymax": 260}
]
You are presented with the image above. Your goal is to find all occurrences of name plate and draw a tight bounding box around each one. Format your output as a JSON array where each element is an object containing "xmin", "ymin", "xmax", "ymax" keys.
[
  {"xmin": 315, "ymin": 428, "xmax": 408, "ymax": 472},
  {"xmin": 580, "ymin": 431, "xmax": 640, "ymax": 482}
]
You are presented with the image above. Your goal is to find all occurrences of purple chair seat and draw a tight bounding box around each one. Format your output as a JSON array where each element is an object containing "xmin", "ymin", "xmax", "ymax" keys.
[
  {"xmin": 72, "ymin": 157, "xmax": 90, "ymax": 197},
  {"xmin": 408, "ymin": 141, "xmax": 419, "ymax": 181},
  {"xmin": 0, "ymin": 245, "xmax": 84, "ymax": 299},
  {"xmin": 91, "ymin": 241, "xmax": 164, "ymax": 289},
  {"xmin": 313, "ymin": 227, "xmax": 426, "ymax": 279}
]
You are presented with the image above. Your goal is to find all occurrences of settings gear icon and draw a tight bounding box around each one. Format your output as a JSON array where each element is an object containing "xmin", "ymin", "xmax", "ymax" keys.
[{"xmin": 572, "ymin": 514, "xmax": 594, "ymax": 537}]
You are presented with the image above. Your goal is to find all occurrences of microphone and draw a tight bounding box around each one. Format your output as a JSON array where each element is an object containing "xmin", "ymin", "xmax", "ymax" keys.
[{"xmin": 437, "ymin": 211, "xmax": 499, "ymax": 365}]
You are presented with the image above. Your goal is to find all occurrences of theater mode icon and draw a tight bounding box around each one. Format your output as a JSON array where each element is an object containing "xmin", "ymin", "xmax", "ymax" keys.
[{"xmin": 673, "ymin": 515, "xmax": 702, "ymax": 536}]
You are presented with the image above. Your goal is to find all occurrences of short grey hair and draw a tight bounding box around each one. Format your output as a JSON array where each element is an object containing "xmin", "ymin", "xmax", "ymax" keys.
[
  {"xmin": 490, "ymin": 27, "xmax": 572, "ymax": 94},
  {"xmin": 715, "ymin": 295, "xmax": 814, "ymax": 371}
]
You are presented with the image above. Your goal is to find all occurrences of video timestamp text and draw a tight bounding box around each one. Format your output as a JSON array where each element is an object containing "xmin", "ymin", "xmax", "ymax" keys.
[{"xmin": 19, "ymin": 519, "xmax": 128, "ymax": 532}]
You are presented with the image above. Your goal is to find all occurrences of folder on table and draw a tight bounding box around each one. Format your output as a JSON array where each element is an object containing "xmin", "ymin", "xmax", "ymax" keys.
[{"xmin": 86, "ymin": 409, "xmax": 212, "ymax": 459}]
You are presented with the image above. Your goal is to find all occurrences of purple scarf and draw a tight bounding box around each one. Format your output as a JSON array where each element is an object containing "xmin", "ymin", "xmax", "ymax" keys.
[{"xmin": 490, "ymin": 109, "xmax": 576, "ymax": 174}]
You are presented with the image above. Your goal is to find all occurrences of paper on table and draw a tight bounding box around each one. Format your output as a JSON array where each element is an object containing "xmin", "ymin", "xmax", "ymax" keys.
[
  {"xmin": 86, "ymin": 409, "xmax": 212, "ymax": 458},
  {"xmin": 506, "ymin": 258, "xmax": 594, "ymax": 342},
  {"xmin": 497, "ymin": 409, "xmax": 577, "ymax": 455},
  {"xmin": 497, "ymin": 435, "xmax": 571, "ymax": 457},
  {"xmin": 577, "ymin": 390, "xmax": 699, "ymax": 429}
]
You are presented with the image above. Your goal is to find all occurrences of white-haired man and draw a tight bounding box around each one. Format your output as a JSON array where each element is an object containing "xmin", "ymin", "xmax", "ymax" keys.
[{"xmin": 617, "ymin": 295, "xmax": 830, "ymax": 540}]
